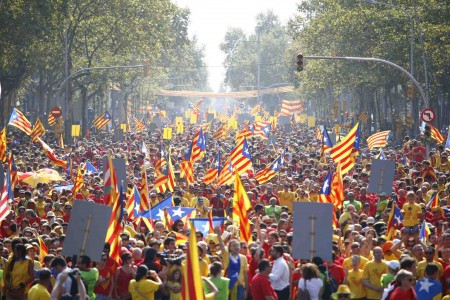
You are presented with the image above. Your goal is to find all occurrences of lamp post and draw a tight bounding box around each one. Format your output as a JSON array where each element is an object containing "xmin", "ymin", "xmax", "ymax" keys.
[{"xmin": 363, "ymin": 0, "xmax": 414, "ymax": 77}]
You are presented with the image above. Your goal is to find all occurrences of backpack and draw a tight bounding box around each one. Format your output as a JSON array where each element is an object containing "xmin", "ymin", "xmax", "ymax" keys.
[
  {"xmin": 321, "ymin": 272, "xmax": 339, "ymax": 300},
  {"xmin": 296, "ymin": 280, "xmax": 311, "ymax": 300}
]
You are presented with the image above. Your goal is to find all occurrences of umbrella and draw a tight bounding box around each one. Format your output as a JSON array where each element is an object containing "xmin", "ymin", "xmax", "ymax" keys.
[
  {"xmin": 36, "ymin": 168, "xmax": 60, "ymax": 176},
  {"xmin": 18, "ymin": 172, "xmax": 65, "ymax": 188}
]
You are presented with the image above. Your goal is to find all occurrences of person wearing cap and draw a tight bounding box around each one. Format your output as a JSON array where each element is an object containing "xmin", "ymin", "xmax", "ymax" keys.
[
  {"xmin": 402, "ymin": 191, "xmax": 422, "ymax": 242},
  {"xmin": 381, "ymin": 260, "xmax": 400, "ymax": 288}
]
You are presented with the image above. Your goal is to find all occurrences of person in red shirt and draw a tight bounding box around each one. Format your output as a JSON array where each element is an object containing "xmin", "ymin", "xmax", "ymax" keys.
[
  {"xmin": 252, "ymin": 259, "xmax": 278, "ymax": 300},
  {"xmin": 62, "ymin": 204, "xmax": 72, "ymax": 223},
  {"xmin": 411, "ymin": 141, "xmax": 425, "ymax": 163},
  {"xmin": 0, "ymin": 211, "xmax": 14, "ymax": 238},
  {"xmin": 388, "ymin": 269, "xmax": 417, "ymax": 299}
]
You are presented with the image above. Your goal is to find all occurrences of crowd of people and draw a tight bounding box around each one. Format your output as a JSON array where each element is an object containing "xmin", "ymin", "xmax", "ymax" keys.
[{"xmin": 1, "ymin": 118, "xmax": 450, "ymax": 300}]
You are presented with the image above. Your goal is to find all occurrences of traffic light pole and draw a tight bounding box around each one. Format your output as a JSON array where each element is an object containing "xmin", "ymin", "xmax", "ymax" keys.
[{"xmin": 303, "ymin": 55, "xmax": 428, "ymax": 108}]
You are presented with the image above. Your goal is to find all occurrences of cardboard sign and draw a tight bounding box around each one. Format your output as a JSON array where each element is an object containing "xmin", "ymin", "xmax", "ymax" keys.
[
  {"xmin": 62, "ymin": 200, "xmax": 112, "ymax": 262},
  {"xmin": 175, "ymin": 117, "xmax": 183, "ymax": 125},
  {"xmin": 163, "ymin": 128, "xmax": 173, "ymax": 140},
  {"xmin": 368, "ymin": 159, "xmax": 396, "ymax": 194},
  {"xmin": 185, "ymin": 110, "xmax": 191, "ymax": 119},
  {"xmin": 120, "ymin": 124, "xmax": 127, "ymax": 133},
  {"xmin": 307, "ymin": 116, "xmax": 316, "ymax": 127},
  {"xmin": 71, "ymin": 125, "xmax": 81, "ymax": 137},
  {"xmin": 190, "ymin": 114, "xmax": 198, "ymax": 124},
  {"xmin": 299, "ymin": 114, "xmax": 307, "ymax": 123},
  {"xmin": 292, "ymin": 202, "xmax": 333, "ymax": 261},
  {"xmin": 113, "ymin": 128, "xmax": 124, "ymax": 142},
  {"xmin": 176, "ymin": 124, "xmax": 184, "ymax": 134},
  {"xmin": 278, "ymin": 116, "xmax": 291, "ymax": 126}
]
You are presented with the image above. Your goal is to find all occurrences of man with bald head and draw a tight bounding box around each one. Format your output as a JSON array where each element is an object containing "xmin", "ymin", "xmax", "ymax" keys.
[{"xmin": 362, "ymin": 246, "xmax": 388, "ymax": 300}]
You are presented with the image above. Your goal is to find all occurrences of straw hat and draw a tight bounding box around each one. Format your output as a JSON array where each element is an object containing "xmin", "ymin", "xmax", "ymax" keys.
[{"xmin": 331, "ymin": 285, "xmax": 354, "ymax": 299}]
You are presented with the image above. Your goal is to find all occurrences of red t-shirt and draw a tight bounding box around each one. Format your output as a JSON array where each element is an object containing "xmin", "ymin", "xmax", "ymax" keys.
[
  {"xmin": 389, "ymin": 287, "xmax": 417, "ymax": 299},
  {"xmin": 251, "ymin": 273, "xmax": 278, "ymax": 300}
]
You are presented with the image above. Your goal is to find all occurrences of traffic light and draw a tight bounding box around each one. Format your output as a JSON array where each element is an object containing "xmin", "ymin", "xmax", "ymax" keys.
[
  {"xmin": 406, "ymin": 84, "xmax": 414, "ymax": 99},
  {"xmin": 424, "ymin": 124, "xmax": 431, "ymax": 142},
  {"xmin": 143, "ymin": 60, "xmax": 150, "ymax": 77},
  {"xmin": 296, "ymin": 53, "xmax": 304, "ymax": 72}
]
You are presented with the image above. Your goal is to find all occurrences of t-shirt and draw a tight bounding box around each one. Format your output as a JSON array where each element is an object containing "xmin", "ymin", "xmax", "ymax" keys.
[
  {"xmin": 208, "ymin": 277, "xmax": 230, "ymax": 300},
  {"xmin": 251, "ymin": 273, "xmax": 278, "ymax": 300},
  {"xmin": 415, "ymin": 277, "xmax": 442, "ymax": 300},
  {"xmin": 362, "ymin": 260, "xmax": 388, "ymax": 299},
  {"xmin": 128, "ymin": 279, "xmax": 160, "ymax": 300},
  {"xmin": 298, "ymin": 278, "xmax": 323, "ymax": 300},
  {"xmin": 28, "ymin": 283, "xmax": 50, "ymax": 300},
  {"xmin": 342, "ymin": 255, "xmax": 369, "ymax": 271},
  {"xmin": 79, "ymin": 268, "xmax": 99, "ymax": 300},
  {"xmin": 416, "ymin": 260, "xmax": 443, "ymax": 280},
  {"xmin": 403, "ymin": 202, "xmax": 421, "ymax": 226},
  {"xmin": 347, "ymin": 269, "xmax": 366, "ymax": 299},
  {"xmin": 390, "ymin": 286, "xmax": 417, "ymax": 299},
  {"xmin": 278, "ymin": 191, "xmax": 295, "ymax": 212}
]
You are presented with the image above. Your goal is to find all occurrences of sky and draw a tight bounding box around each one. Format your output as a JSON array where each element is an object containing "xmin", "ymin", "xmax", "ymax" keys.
[{"xmin": 173, "ymin": 0, "xmax": 300, "ymax": 92}]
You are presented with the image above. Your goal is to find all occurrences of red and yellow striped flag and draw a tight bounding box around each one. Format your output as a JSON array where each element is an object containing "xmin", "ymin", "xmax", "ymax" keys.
[
  {"xmin": 367, "ymin": 130, "xmax": 391, "ymax": 150},
  {"xmin": 430, "ymin": 125, "xmax": 444, "ymax": 144},
  {"xmin": 181, "ymin": 221, "xmax": 205, "ymax": 300},
  {"xmin": 105, "ymin": 185, "xmax": 124, "ymax": 265},
  {"xmin": 8, "ymin": 108, "xmax": 32, "ymax": 135},
  {"xmin": 331, "ymin": 163, "xmax": 344, "ymax": 209},
  {"xmin": 72, "ymin": 165, "xmax": 84, "ymax": 197},
  {"xmin": 139, "ymin": 165, "xmax": 150, "ymax": 211},
  {"xmin": 0, "ymin": 128, "xmax": 6, "ymax": 162},
  {"xmin": 232, "ymin": 171, "xmax": 252, "ymax": 244},
  {"xmin": 30, "ymin": 118, "xmax": 46, "ymax": 142},
  {"xmin": 37, "ymin": 235, "xmax": 48, "ymax": 264},
  {"xmin": 47, "ymin": 114, "xmax": 56, "ymax": 126}
]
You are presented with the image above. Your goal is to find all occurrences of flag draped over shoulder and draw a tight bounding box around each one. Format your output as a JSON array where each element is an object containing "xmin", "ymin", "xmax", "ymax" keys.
[
  {"xmin": 367, "ymin": 130, "xmax": 391, "ymax": 150},
  {"xmin": 8, "ymin": 108, "xmax": 32, "ymax": 135},
  {"xmin": 232, "ymin": 171, "xmax": 252, "ymax": 243},
  {"xmin": 181, "ymin": 221, "xmax": 205, "ymax": 300}
]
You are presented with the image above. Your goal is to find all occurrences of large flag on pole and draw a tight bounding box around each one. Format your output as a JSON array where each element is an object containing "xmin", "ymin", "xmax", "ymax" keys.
[
  {"xmin": 430, "ymin": 125, "xmax": 444, "ymax": 144},
  {"xmin": 190, "ymin": 129, "xmax": 206, "ymax": 163},
  {"xmin": 139, "ymin": 165, "xmax": 150, "ymax": 211},
  {"xmin": 202, "ymin": 151, "xmax": 222, "ymax": 185},
  {"xmin": 93, "ymin": 111, "xmax": 112, "ymax": 130},
  {"xmin": 8, "ymin": 108, "xmax": 32, "ymax": 135},
  {"xmin": 105, "ymin": 185, "xmax": 124, "ymax": 264},
  {"xmin": 30, "ymin": 118, "xmax": 46, "ymax": 142},
  {"xmin": 181, "ymin": 221, "xmax": 206, "ymax": 300},
  {"xmin": 232, "ymin": 171, "xmax": 252, "ymax": 243},
  {"xmin": 280, "ymin": 100, "xmax": 304, "ymax": 116},
  {"xmin": 255, "ymin": 156, "xmax": 282, "ymax": 184},
  {"xmin": 367, "ymin": 130, "xmax": 391, "ymax": 150},
  {"xmin": 216, "ymin": 138, "xmax": 252, "ymax": 186},
  {"xmin": 36, "ymin": 137, "xmax": 68, "ymax": 169}
]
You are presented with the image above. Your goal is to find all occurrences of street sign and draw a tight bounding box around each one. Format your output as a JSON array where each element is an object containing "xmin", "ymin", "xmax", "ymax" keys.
[
  {"xmin": 421, "ymin": 108, "xmax": 435, "ymax": 123},
  {"xmin": 51, "ymin": 107, "xmax": 62, "ymax": 118}
]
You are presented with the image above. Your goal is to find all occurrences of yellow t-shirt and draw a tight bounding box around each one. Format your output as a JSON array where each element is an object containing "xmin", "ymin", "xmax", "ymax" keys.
[
  {"xmin": 342, "ymin": 255, "xmax": 369, "ymax": 271},
  {"xmin": 362, "ymin": 260, "xmax": 388, "ymax": 300},
  {"xmin": 128, "ymin": 279, "xmax": 160, "ymax": 300},
  {"xmin": 222, "ymin": 251, "xmax": 248, "ymax": 287},
  {"xmin": 416, "ymin": 260, "xmax": 443, "ymax": 280},
  {"xmin": 28, "ymin": 283, "xmax": 50, "ymax": 300},
  {"xmin": 190, "ymin": 197, "xmax": 210, "ymax": 208},
  {"xmin": 402, "ymin": 202, "xmax": 421, "ymax": 227},
  {"xmin": 168, "ymin": 281, "xmax": 181, "ymax": 300},
  {"xmin": 347, "ymin": 269, "xmax": 366, "ymax": 299},
  {"xmin": 278, "ymin": 191, "xmax": 296, "ymax": 212}
]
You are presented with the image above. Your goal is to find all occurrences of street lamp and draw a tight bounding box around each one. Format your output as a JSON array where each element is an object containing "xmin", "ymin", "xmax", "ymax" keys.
[{"xmin": 362, "ymin": 0, "xmax": 414, "ymax": 77}]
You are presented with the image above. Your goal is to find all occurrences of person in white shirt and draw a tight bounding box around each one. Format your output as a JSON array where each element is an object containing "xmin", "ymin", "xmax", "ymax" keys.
[
  {"xmin": 269, "ymin": 245, "xmax": 290, "ymax": 300},
  {"xmin": 298, "ymin": 263, "xmax": 323, "ymax": 300}
]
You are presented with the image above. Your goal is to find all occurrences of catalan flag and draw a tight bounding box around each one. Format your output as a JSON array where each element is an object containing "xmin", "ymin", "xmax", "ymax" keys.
[
  {"xmin": 165, "ymin": 207, "xmax": 196, "ymax": 227},
  {"xmin": 198, "ymin": 121, "xmax": 212, "ymax": 132},
  {"xmin": 126, "ymin": 185, "xmax": 141, "ymax": 220},
  {"xmin": 71, "ymin": 165, "xmax": 84, "ymax": 197},
  {"xmin": 235, "ymin": 129, "xmax": 253, "ymax": 142},
  {"xmin": 216, "ymin": 138, "xmax": 252, "ymax": 186},
  {"xmin": 358, "ymin": 112, "xmax": 369, "ymax": 123},
  {"xmin": 250, "ymin": 103, "xmax": 263, "ymax": 115},
  {"xmin": 319, "ymin": 169, "xmax": 332, "ymax": 204},
  {"xmin": 191, "ymin": 217, "xmax": 227, "ymax": 238},
  {"xmin": 330, "ymin": 123, "xmax": 359, "ymax": 174},
  {"xmin": 315, "ymin": 128, "xmax": 323, "ymax": 141},
  {"xmin": 105, "ymin": 185, "xmax": 124, "ymax": 265},
  {"xmin": 202, "ymin": 151, "xmax": 222, "ymax": 185},
  {"xmin": 140, "ymin": 195, "xmax": 173, "ymax": 221},
  {"xmin": 367, "ymin": 130, "xmax": 391, "ymax": 150},
  {"xmin": 134, "ymin": 116, "xmax": 145, "ymax": 131},
  {"xmin": 212, "ymin": 123, "xmax": 227, "ymax": 140},
  {"xmin": 430, "ymin": 125, "xmax": 444, "ymax": 144},
  {"xmin": 188, "ymin": 101, "xmax": 201, "ymax": 118},
  {"xmin": 0, "ymin": 171, "xmax": 11, "ymax": 223},
  {"xmin": 36, "ymin": 137, "xmax": 68, "ymax": 169},
  {"xmin": 232, "ymin": 171, "xmax": 252, "ymax": 243},
  {"xmin": 330, "ymin": 163, "xmax": 344, "ymax": 209},
  {"xmin": 280, "ymin": 100, "xmax": 304, "ymax": 116},
  {"xmin": 47, "ymin": 113, "xmax": 56, "ymax": 126},
  {"xmin": 426, "ymin": 192, "xmax": 440, "ymax": 210},
  {"xmin": 139, "ymin": 165, "xmax": 150, "ymax": 211},
  {"xmin": 190, "ymin": 129, "xmax": 206, "ymax": 163},
  {"xmin": 30, "ymin": 118, "xmax": 46, "ymax": 142},
  {"xmin": 386, "ymin": 201, "xmax": 404, "ymax": 240},
  {"xmin": 37, "ymin": 235, "xmax": 48, "ymax": 264},
  {"xmin": 180, "ymin": 144, "xmax": 194, "ymax": 184},
  {"xmin": 8, "ymin": 108, "xmax": 32, "ymax": 135},
  {"xmin": 153, "ymin": 154, "xmax": 176, "ymax": 193},
  {"xmin": 253, "ymin": 121, "xmax": 271, "ymax": 139},
  {"xmin": 321, "ymin": 126, "xmax": 333, "ymax": 153},
  {"xmin": 59, "ymin": 133, "xmax": 64, "ymax": 149},
  {"xmin": 419, "ymin": 219, "xmax": 431, "ymax": 243},
  {"xmin": 181, "ymin": 221, "xmax": 205, "ymax": 300},
  {"xmin": 103, "ymin": 156, "xmax": 117, "ymax": 207},
  {"xmin": 0, "ymin": 128, "xmax": 6, "ymax": 162},
  {"xmin": 255, "ymin": 156, "xmax": 282, "ymax": 184},
  {"xmin": 93, "ymin": 111, "xmax": 112, "ymax": 130}
]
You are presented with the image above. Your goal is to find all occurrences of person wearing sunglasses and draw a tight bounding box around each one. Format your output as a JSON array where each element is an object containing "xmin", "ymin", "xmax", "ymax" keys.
[{"xmin": 387, "ymin": 270, "xmax": 417, "ymax": 299}]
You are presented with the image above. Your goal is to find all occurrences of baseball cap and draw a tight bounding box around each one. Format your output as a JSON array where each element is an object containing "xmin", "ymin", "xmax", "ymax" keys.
[{"xmin": 386, "ymin": 260, "xmax": 400, "ymax": 270}]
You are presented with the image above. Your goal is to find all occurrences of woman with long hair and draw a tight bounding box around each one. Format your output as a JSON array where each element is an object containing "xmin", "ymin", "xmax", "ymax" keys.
[
  {"xmin": 128, "ymin": 265, "xmax": 162, "ymax": 300},
  {"xmin": 113, "ymin": 252, "xmax": 136, "ymax": 300},
  {"xmin": 297, "ymin": 263, "xmax": 323, "ymax": 300},
  {"xmin": 4, "ymin": 243, "xmax": 35, "ymax": 300},
  {"xmin": 388, "ymin": 270, "xmax": 417, "ymax": 299},
  {"xmin": 165, "ymin": 268, "xmax": 182, "ymax": 300}
]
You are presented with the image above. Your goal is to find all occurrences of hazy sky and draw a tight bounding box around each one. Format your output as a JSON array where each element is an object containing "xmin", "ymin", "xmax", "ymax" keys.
[{"xmin": 173, "ymin": 0, "xmax": 300, "ymax": 91}]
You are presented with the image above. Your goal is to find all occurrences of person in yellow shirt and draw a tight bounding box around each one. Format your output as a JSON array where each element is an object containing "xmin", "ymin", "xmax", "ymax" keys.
[
  {"xmin": 278, "ymin": 184, "xmax": 296, "ymax": 212},
  {"xmin": 28, "ymin": 268, "xmax": 51, "ymax": 300},
  {"xmin": 362, "ymin": 247, "xmax": 388, "ymax": 300},
  {"xmin": 295, "ymin": 189, "xmax": 310, "ymax": 202},
  {"xmin": 344, "ymin": 255, "xmax": 366, "ymax": 299},
  {"xmin": 128, "ymin": 266, "xmax": 162, "ymax": 300},
  {"xmin": 342, "ymin": 242, "xmax": 369, "ymax": 271},
  {"xmin": 402, "ymin": 191, "xmax": 422, "ymax": 242},
  {"xmin": 416, "ymin": 246, "xmax": 444, "ymax": 280}
]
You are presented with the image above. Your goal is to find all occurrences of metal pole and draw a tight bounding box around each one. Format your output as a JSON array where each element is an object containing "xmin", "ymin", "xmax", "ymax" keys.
[
  {"xmin": 257, "ymin": 30, "xmax": 261, "ymax": 103},
  {"xmin": 303, "ymin": 55, "xmax": 427, "ymax": 107},
  {"xmin": 64, "ymin": 29, "xmax": 69, "ymax": 120}
]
